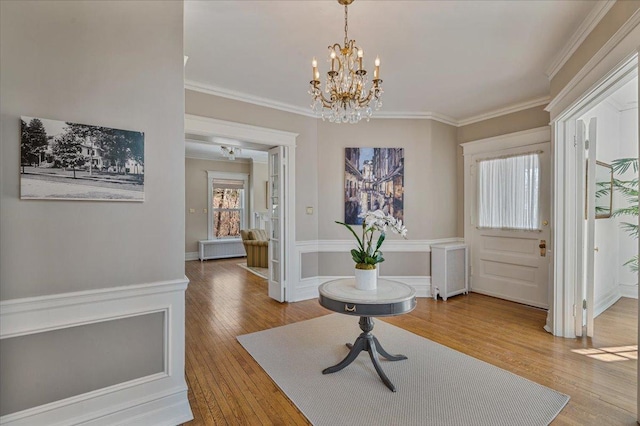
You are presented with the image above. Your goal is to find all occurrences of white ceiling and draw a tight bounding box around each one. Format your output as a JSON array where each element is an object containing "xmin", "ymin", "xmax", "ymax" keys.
[
  {"xmin": 608, "ymin": 77, "xmax": 639, "ymax": 111},
  {"xmin": 185, "ymin": 139, "xmax": 268, "ymax": 163},
  {"xmin": 184, "ymin": 0, "xmax": 601, "ymax": 123}
]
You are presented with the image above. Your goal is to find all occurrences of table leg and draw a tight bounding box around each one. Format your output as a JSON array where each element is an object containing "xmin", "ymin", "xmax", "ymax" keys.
[{"xmin": 322, "ymin": 316, "xmax": 406, "ymax": 392}]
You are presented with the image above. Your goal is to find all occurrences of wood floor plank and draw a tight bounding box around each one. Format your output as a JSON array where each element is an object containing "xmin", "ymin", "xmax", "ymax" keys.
[{"xmin": 183, "ymin": 258, "xmax": 637, "ymax": 425}]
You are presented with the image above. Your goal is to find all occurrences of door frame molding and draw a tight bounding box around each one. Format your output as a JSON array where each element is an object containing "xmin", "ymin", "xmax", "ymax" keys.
[
  {"xmin": 461, "ymin": 127, "xmax": 552, "ymax": 310},
  {"xmin": 185, "ymin": 114, "xmax": 298, "ymax": 301},
  {"xmin": 550, "ymin": 54, "xmax": 638, "ymax": 338}
]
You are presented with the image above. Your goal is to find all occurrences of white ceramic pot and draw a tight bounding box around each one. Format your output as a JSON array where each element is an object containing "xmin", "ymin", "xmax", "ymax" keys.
[{"xmin": 354, "ymin": 267, "xmax": 377, "ymax": 291}]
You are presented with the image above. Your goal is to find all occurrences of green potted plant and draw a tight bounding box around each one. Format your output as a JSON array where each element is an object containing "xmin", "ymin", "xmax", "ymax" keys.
[
  {"xmin": 336, "ymin": 210, "xmax": 408, "ymax": 290},
  {"xmin": 611, "ymin": 157, "xmax": 639, "ymax": 272}
]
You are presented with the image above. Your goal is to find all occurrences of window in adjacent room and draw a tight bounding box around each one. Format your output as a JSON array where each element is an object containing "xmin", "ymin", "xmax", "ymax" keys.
[
  {"xmin": 207, "ymin": 172, "xmax": 249, "ymax": 239},
  {"xmin": 477, "ymin": 152, "xmax": 540, "ymax": 231}
]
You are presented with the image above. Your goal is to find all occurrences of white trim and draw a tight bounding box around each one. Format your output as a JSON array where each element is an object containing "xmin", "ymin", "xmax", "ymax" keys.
[
  {"xmin": 619, "ymin": 283, "xmax": 639, "ymax": 299},
  {"xmin": 206, "ymin": 171, "xmax": 249, "ymax": 240},
  {"xmin": 0, "ymin": 279, "xmax": 187, "ymax": 338},
  {"xmin": 373, "ymin": 111, "xmax": 459, "ymax": 126},
  {"xmin": 185, "ymin": 251, "xmax": 199, "ymax": 261},
  {"xmin": 461, "ymin": 127, "xmax": 551, "ymax": 156},
  {"xmin": 186, "ymin": 82, "xmax": 556, "ymax": 129},
  {"xmin": 291, "ymin": 238, "xmax": 460, "ymax": 302},
  {"xmin": 546, "ymin": 1, "xmax": 617, "ymax": 80},
  {"xmin": 553, "ymin": 53, "xmax": 638, "ymax": 123},
  {"xmin": 186, "ymin": 80, "xmax": 317, "ymax": 118},
  {"xmin": 308, "ymin": 238, "xmax": 460, "ymax": 253},
  {"xmin": 186, "ymin": 115, "xmax": 297, "ymax": 302},
  {"xmin": 458, "ymin": 97, "xmax": 551, "ymax": 127},
  {"xmin": 546, "ymin": 9, "xmax": 640, "ymax": 113},
  {"xmin": 550, "ymin": 52, "xmax": 638, "ymax": 338},
  {"xmin": 0, "ymin": 279, "xmax": 192, "ymax": 425},
  {"xmin": 594, "ymin": 286, "xmax": 622, "ymax": 318},
  {"xmin": 185, "ymin": 114, "xmax": 298, "ymax": 147}
]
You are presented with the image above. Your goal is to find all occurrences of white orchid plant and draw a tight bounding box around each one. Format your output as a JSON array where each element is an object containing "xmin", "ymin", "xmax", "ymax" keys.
[{"xmin": 336, "ymin": 210, "xmax": 408, "ymax": 270}]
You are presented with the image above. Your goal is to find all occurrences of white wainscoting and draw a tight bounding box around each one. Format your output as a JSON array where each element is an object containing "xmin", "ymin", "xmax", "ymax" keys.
[
  {"xmin": 292, "ymin": 238, "xmax": 461, "ymax": 302},
  {"xmin": 0, "ymin": 279, "xmax": 192, "ymax": 426}
]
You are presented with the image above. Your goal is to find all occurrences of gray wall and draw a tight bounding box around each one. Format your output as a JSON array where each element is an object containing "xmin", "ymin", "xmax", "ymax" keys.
[
  {"xmin": 0, "ymin": 312, "xmax": 165, "ymax": 416},
  {"xmin": 185, "ymin": 157, "xmax": 251, "ymax": 253},
  {"xmin": 0, "ymin": 0, "xmax": 184, "ymax": 416},
  {"xmin": 185, "ymin": 92, "xmax": 461, "ymax": 278},
  {"xmin": 185, "ymin": 90, "xmax": 320, "ymax": 242}
]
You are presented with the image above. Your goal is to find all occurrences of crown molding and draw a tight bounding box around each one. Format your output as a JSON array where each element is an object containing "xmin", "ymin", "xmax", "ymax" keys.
[
  {"xmin": 186, "ymin": 81, "xmax": 553, "ymax": 129},
  {"xmin": 185, "ymin": 80, "xmax": 317, "ymax": 118},
  {"xmin": 546, "ymin": 10, "xmax": 640, "ymax": 114},
  {"xmin": 457, "ymin": 96, "xmax": 550, "ymax": 127},
  {"xmin": 545, "ymin": 0, "xmax": 616, "ymax": 80},
  {"xmin": 373, "ymin": 111, "xmax": 459, "ymax": 127}
]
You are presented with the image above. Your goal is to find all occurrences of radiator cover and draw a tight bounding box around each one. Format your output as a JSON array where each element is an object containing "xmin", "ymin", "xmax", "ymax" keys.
[{"xmin": 198, "ymin": 239, "xmax": 246, "ymax": 261}]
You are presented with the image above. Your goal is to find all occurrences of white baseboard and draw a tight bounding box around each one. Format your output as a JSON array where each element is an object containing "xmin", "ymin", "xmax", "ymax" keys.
[
  {"xmin": 185, "ymin": 251, "xmax": 199, "ymax": 261},
  {"xmin": 0, "ymin": 279, "xmax": 193, "ymax": 426},
  {"xmin": 619, "ymin": 283, "xmax": 639, "ymax": 299},
  {"xmin": 594, "ymin": 286, "xmax": 622, "ymax": 318}
]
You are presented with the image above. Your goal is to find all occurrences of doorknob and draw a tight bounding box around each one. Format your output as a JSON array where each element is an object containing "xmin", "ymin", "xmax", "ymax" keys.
[
  {"xmin": 539, "ymin": 240, "xmax": 546, "ymax": 257},
  {"xmin": 594, "ymin": 247, "xmax": 599, "ymax": 252}
]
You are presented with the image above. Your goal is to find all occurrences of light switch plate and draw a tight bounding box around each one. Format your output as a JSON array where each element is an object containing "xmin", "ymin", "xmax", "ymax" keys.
[
  {"xmin": 189, "ymin": 208, "xmax": 195, "ymax": 214},
  {"xmin": 306, "ymin": 207, "xmax": 313, "ymax": 215}
]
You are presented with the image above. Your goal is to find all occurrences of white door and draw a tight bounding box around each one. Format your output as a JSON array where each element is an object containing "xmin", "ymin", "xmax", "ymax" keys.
[
  {"xmin": 580, "ymin": 118, "xmax": 598, "ymax": 337},
  {"xmin": 468, "ymin": 143, "xmax": 551, "ymax": 308},
  {"xmin": 268, "ymin": 146, "xmax": 286, "ymax": 302}
]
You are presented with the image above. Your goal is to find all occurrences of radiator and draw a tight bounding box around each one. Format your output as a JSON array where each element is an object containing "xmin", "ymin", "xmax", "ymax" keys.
[{"xmin": 199, "ymin": 239, "xmax": 246, "ymax": 261}]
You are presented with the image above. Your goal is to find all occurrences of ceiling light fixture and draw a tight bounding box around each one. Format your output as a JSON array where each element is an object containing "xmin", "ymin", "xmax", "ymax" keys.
[
  {"xmin": 309, "ymin": 0, "xmax": 383, "ymax": 124},
  {"xmin": 221, "ymin": 146, "xmax": 241, "ymax": 161}
]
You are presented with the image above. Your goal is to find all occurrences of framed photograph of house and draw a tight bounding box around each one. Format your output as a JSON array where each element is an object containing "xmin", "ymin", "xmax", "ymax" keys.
[
  {"xmin": 344, "ymin": 147, "xmax": 404, "ymax": 224},
  {"xmin": 20, "ymin": 116, "xmax": 144, "ymax": 201}
]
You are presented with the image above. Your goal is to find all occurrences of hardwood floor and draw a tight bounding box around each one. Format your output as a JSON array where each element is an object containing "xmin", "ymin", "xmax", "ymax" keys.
[{"xmin": 184, "ymin": 258, "xmax": 637, "ymax": 425}]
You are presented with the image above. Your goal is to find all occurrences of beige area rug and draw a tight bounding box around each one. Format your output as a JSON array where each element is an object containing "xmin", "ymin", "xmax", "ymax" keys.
[
  {"xmin": 237, "ymin": 262, "xmax": 268, "ymax": 280},
  {"xmin": 237, "ymin": 314, "xmax": 570, "ymax": 426}
]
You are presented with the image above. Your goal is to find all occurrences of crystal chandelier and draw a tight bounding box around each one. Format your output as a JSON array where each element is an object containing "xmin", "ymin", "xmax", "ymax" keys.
[{"xmin": 308, "ymin": 0, "xmax": 383, "ymax": 124}]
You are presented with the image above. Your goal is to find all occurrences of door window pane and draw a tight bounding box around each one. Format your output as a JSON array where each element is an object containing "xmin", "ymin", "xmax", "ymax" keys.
[{"xmin": 477, "ymin": 153, "xmax": 540, "ymax": 231}]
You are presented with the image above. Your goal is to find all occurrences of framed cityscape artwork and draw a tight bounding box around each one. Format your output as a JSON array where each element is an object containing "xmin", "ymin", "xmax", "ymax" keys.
[
  {"xmin": 344, "ymin": 147, "xmax": 404, "ymax": 225},
  {"xmin": 20, "ymin": 116, "xmax": 144, "ymax": 201}
]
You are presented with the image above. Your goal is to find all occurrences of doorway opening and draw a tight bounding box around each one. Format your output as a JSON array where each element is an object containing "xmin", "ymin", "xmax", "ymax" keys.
[
  {"xmin": 184, "ymin": 115, "xmax": 298, "ymax": 302},
  {"xmin": 552, "ymin": 53, "xmax": 637, "ymax": 338}
]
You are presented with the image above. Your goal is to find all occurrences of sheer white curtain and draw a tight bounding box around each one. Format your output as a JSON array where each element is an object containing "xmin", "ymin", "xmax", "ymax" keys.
[{"xmin": 477, "ymin": 153, "xmax": 540, "ymax": 231}]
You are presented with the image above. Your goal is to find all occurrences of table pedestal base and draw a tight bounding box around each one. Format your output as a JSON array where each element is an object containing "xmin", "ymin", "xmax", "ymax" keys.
[{"xmin": 322, "ymin": 316, "xmax": 407, "ymax": 392}]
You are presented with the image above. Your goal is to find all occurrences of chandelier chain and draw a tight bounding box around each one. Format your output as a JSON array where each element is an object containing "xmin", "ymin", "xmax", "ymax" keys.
[{"xmin": 344, "ymin": 5, "xmax": 349, "ymax": 46}]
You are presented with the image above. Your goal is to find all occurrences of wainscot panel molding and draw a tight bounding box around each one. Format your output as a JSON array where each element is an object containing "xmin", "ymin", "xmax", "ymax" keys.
[
  {"xmin": 0, "ymin": 279, "xmax": 192, "ymax": 426},
  {"xmin": 292, "ymin": 239, "xmax": 461, "ymax": 302}
]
